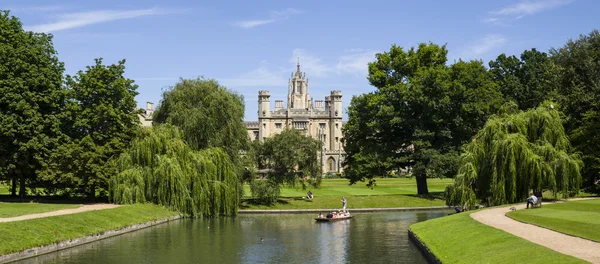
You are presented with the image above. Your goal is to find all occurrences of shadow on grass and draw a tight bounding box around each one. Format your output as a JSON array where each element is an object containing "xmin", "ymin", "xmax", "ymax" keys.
[
  {"xmin": 404, "ymin": 192, "xmax": 445, "ymax": 200},
  {"xmin": 240, "ymin": 197, "xmax": 298, "ymax": 209},
  {"xmin": 0, "ymin": 194, "xmax": 108, "ymax": 204}
]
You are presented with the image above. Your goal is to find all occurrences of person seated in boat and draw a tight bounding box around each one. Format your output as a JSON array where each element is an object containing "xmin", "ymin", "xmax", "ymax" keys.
[
  {"xmin": 318, "ymin": 212, "xmax": 324, "ymax": 218},
  {"xmin": 307, "ymin": 190, "xmax": 313, "ymax": 199},
  {"xmin": 326, "ymin": 212, "xmax": 333, "ymax": 218}
]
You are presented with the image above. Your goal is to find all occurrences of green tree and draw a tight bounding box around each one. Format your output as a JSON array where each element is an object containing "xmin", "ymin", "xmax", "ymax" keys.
[
  {"xmin": 257, "ymin": 128, "xmax": 323, "ymax": 189},
  {"xmin": 153, "ymin": 77, "xmax": 248, "ymax": 163},
  {"xmin": 109, "ymin": 125, "xmax": 240, "ymax": 217},
  {"xmin": 39, "ymin": 58, "xmax": 139, "ymax": 198},
  {"xmin": 489, "ymin": 48, "xmax": 560, "ymax": 110},
  {"xmin": 452, "ymin": 102, "xmax": 582, "ymax": 207},
  {"xmin": 0, "ymin": 10, "xmax": 66, "ymax": 197},
  {"xmin": 344, "ymin": 43, "xmax": 502, "ymax": 194},
  {"xmin": 551, "ymin": 29, "xmax": 600, "ymax": 193}
]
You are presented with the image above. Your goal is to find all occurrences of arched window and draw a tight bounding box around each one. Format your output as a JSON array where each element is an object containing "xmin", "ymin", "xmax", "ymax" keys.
[{"xmin": 327, "ymin": 157, "xmax": 336, "ymax": 172}]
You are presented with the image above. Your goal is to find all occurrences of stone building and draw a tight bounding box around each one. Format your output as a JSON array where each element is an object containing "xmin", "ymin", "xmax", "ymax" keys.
[
  {"xmin": 245, "ymin": 60, "xmax": 345, "ymax": 175},
  {"xmin": 139, "ymin": 102, "xmax": 154, "ymax": 127}
]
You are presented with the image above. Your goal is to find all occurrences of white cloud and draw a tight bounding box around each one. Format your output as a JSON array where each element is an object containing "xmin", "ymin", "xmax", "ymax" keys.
[
  {"xmin": 465, "ymin": 34, "xmax": 507, "ymax": 57},
  {"xmin": 234, "ymin": 19, "xmax": 276, "ymax": 29},
  {"xmin": 335, "ymin": 51, "xmax": 377, "ymax": 76},
  {"xmin": 221, "ymin": 64, "xmax": 288, "ymax": 87},
  {"xmin": 223, "ymin": 48, "xmax": 377, "ymax": 87},
  {"xmin": 24, "ymin": 8, "xmax": 169, "ymax": 33},
  {"xmin": 491, "ymin": 0, "xmax": 573, "ymax": 17},
  {"xmin": 234, "ymin": 8, "xmax": 303, "ymax": 29},
  {"xmin": 290, "ymin": 49, "xmax": 333, "ymax": 77}
]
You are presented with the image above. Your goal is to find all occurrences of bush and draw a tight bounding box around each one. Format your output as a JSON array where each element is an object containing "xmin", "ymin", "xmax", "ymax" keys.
[{"xmin": 250, "ymin": 180, "xmax": 280, "ymax": 205}]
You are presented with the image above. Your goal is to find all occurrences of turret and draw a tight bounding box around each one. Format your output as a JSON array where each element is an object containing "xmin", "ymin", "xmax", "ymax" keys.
[{"xmin": 258, "ymin": 90, "xmax": 271, "ymax": 140}]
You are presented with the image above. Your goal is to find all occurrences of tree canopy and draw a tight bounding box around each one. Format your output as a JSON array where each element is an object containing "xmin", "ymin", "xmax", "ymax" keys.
[
  {"xmin": 451, "ymin": 102, "xmax": 583, "ymax": 207},
  {"xmin": 254, "ymin": 128, "xmax": 323, "ymax": 188},
  {"xmin": 39, "ymin": 58, "xmax": 140, "ymax": 198},
  {"xmin": 344, "ymin": 43, "xmax": 503, "ymax": 194},
  {"xmin": 0, "ymin": 10, "xmax": 66, "ymax": 197},
  {"xmin": 109, "ymin": 125, "xmax": 240, "ymax": 217},
  {"xmin": 153, "ymin": 77, "xmax": 248, "ymax": 163},
  {"xmin": 550, "ymin": 29, "xmax": 600, "ymax": 193}
]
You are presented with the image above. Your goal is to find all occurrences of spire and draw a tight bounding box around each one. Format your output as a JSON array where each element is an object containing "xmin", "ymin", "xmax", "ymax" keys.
[{"xmin": 297, "ymin": 57, "xmax": 300, "ymax": 72}]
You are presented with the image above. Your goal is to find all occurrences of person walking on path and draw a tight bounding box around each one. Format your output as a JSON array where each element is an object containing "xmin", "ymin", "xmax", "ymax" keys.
[{"xmin": 341, "ymin": 196, "xmax": 347, "ymax": 211}]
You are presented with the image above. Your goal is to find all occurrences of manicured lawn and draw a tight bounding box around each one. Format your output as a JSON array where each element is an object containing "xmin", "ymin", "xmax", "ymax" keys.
[
  {"xmin": 241, "ymin": 178, "xmax": 452, "ymax": 209},
  {"xmin": 0, "ymin": 202, "xmax": 81, "ymax": 218},
  {"xmin": 0, "ymin": 185, "xmax": 8, "ymax": 195},
  {"xmin": 410, "ymin": 212, "xmax": 585, "ymax": 264},
  {"xmin": 507, "ymin": 198, "xmax": 600, "ymax": 242},
  {"xmin": 0, "ymin": 203, "xmax": 179, "ymax": 255}
]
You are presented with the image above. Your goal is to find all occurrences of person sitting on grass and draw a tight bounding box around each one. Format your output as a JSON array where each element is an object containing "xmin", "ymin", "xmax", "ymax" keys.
[
  {"xmin": 527, "ymin": 192, "xmax": 538, "ymax": 209},
  {"xmin": 307, "ymin": 190, "xmax": 313, "ymax": 199}
]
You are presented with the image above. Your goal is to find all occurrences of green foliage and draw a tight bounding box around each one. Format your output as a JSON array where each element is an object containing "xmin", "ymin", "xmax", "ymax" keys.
[
  {"xmin": 38, "ymin": 58, "xmax": 140, "ymax": 198},
  {"xmin": 489, "ymin": 48, "xmax": 560, "ymax": 110},
  {"xmin": 109, "ymin": 125, "xmax": 240, "ymax": 217},
  {"xmin": 256, "ymin": 128, "xmax": 323, "ymax": 187},
  {"xmin": 453, "ymin": 102, "xmax": 583, "ymax": 207},
  {"xmin": 0, "ymin": 10, "xmax": 66, "ymax": 197},
  {"xmin": 153, "ymin": 77, "xmax": 248, "ymax": 162},
  {"xmin": 551, "ymin": 29, "xmax": 600, "ymax": 191},
  {"xmin": 249, "ymin": 180, "xmax": 280, "ymax": 205},
  {"xmin": 344, "ymin": 43, "xmax": 503, "ymax": 194}
]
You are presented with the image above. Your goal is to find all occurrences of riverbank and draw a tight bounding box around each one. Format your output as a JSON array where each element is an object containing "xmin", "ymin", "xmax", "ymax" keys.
[
  {"xmin": 409, "ymin": 210, "xmax": 585, "ymax": 264},
  {"xmin": 241, "ymin": 178, "xmax": 451, "ymax": 210},
  {"xmin": 239, "ymin": 205, "xmax": 451, "ymax": 214},
  {"xmin": 0, "ymin": 203, "xmax": 179, "ymax": 263}
]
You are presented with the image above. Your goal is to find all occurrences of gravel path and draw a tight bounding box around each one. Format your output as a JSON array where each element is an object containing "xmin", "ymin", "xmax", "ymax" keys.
[
  {"xmin": 0, "ymin": 204, "xmax": 120, "ymax": 223},
  {"xmin": 471, "ymin": 199, "xmax": 600, "ymax": 264}
]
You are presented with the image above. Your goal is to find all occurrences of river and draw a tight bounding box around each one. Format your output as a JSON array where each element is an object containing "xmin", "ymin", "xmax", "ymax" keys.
[{"xmin": 14, "ymin": 210, "xmax": 450, "ymax": 264}]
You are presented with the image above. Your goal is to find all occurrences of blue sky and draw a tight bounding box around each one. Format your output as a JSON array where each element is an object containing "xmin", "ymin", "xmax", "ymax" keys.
[{"xmin": 3, "ymin": 0, "xmax": 598, "ymax": 120}]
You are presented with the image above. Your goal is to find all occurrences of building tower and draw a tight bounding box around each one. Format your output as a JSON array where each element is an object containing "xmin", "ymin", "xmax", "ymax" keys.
[
  {"xmin": 328, "ymin": 90, "xmax": 343, "ymax": 151},
  {"xmin": 258, "ymin": 90, "xmax": 271, "ymax": 140},
  {"xmin": 287, "ymin": 58, "xmax": 310, "ymax": 109}
]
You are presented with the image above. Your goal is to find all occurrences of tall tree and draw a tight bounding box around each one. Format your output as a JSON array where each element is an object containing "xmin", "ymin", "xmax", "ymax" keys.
[
  {"xmin": 40, "ymin": 58, "xmax": 139, "ymax": 198},
  {"xmin": 451, "ymin": 102, "xmax": 582, "ymax": 207},
  {"xmin": 489, "ymin": 48, "xmax": 560, "ymax": 110},
  {"xmin": 344, "ymin": 43, "xmax": 502, "ymax": 194},
  {"xmin": 0, "ymin": 11, "xmax": 66, "ymax": 197},
  {"xmin": 551, "ymin": 29, "xmax": 600, "ymax": 193},
  {"xmin": 153, "ymin": 77, "xmax": 248, "ymax": 163}
]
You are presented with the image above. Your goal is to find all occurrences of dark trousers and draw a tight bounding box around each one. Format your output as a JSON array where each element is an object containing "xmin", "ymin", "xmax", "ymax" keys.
[{"xmin": 527, "ymin": 200, "xmax": 533, "ymax": 209}]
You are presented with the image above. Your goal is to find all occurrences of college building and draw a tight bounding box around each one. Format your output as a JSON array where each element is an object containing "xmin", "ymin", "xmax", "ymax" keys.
[{"xmin": 244, "ymin": 60, "xmax": 346, "ymax": 175}]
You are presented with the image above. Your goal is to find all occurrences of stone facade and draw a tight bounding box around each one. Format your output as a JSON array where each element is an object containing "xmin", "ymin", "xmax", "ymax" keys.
[
  {"xmin": 139, "ymin": 102, "xmax": 154, "ymax": 127},
  {"xmin": 245, "ymin": 60, "xmax": 345, "ymax": 175}
]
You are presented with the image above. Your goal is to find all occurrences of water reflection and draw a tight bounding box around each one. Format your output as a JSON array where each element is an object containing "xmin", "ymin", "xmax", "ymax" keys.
[{"xmin": 13, "ymin": 210, "xmax": 450, "ymax": 264}]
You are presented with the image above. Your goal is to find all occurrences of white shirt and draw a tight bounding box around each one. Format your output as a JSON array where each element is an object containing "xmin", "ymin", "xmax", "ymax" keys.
[{"xmin": 529, "ymin": 195, "xmax": 538, "ymax": 204}]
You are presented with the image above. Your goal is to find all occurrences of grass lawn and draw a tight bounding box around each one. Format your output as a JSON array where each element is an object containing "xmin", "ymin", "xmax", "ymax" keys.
[
  {"xmin": 507, "ymin": 198, "xmax": 600, "ymax": 242},
  {"xmin": 0, "ymin": 185, "xmax": 8, "ymax": 195},
  {"xmin": 0, "ymin": 202, "xmax": 81, "ymax": 218},
  {"xmin": 0, "ymin": 203, "xmax": 179, "ymax": 255},
  {"xmin": 410, "ymin": 212, "xmax": 586, "ymax": 264},
  {"xmin": 241, "ymin": 178, "xmax": 452, "ymax": 209}
]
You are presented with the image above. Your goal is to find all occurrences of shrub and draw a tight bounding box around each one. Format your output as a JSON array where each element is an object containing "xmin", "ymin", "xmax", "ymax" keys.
[{"xmin": 250, "ymin": 180, "xmax": 280, "ymax": 205}]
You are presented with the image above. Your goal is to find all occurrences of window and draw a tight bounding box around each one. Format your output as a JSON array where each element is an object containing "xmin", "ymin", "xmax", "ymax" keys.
[
  {"xmin": 275, "ymin": 123, "xmax": 282, "ymax": 129},
  {"xmin": 319, "ymin": 123, "xmax": 326, "ymax": 129},
  {"xmin": 253, "ymin": 131, "xmax": 259, "ymax": 141},
  {"xmin": 293, "ymin": 121, "xmax": 307, "ymax": 130},
  {"xmin": 328, "ymin": 157, "xmax": 335, "ymax": 172}
]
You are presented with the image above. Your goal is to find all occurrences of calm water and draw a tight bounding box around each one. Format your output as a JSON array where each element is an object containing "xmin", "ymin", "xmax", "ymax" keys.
[{"xmin": 15, "ymin": 211, "xmax": 449, "ymax": 264}]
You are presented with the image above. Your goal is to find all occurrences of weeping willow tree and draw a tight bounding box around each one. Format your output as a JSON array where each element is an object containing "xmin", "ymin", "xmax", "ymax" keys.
[
  {"xmin": 452, "ymin": 101, "xmax": 583, "ymax": 208},
  {"xmin": 109, "ymin": 125, "xmax": 240, "ymax": 217}
]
